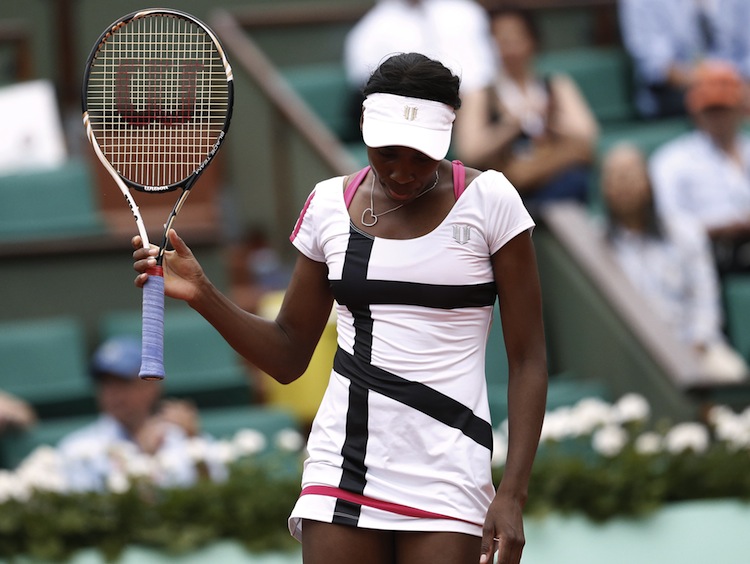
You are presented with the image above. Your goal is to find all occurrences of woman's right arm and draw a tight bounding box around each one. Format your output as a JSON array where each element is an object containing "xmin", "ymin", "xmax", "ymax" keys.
[{"xmin": 133, "ymin": 229, "xmax": 334, "ymax": 384}]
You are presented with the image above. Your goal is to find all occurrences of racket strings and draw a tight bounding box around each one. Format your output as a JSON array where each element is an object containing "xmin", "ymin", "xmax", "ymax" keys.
[{"xmin": 86, "ymin": 14, "xmax": 230, "ymax": 188}]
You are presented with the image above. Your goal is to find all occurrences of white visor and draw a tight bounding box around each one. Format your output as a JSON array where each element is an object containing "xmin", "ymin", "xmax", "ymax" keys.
[{"xmin": 361, "ymin": 93, "xmax": 456, "ymax": 161}]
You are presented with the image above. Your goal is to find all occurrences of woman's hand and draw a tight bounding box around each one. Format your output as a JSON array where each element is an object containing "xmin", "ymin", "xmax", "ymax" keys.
[
  {"xmin": 480, "ymin": 491, "xmax": 525, "ymax": 564},
  {"xmin": 132, "ymin": 229, "xmax": 205, "ymax": 304}
]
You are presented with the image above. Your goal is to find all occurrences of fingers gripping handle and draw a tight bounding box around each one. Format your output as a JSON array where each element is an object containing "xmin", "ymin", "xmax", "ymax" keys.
[{"xmin": 140, "ymin": 266, "xmax": 166, "ymax": 380}]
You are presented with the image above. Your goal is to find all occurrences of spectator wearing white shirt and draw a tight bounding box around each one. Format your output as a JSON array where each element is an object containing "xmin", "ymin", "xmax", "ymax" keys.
[
  {"xmin": 341, "ymin": 0, "xmax": 496, "ymax": 141},
  {"xmin": 602, "ymin": 143, "xmax": 748, "ymax": 383},
  {"xmin": 57, "ymin": 336, "xmax": 226, "ymax": 492},
  {"xmin": 650, "ymin": 60, "xmax": 750, "ymax": 273},
  {"xmin": 619, "ymin": 0, "xmax": 750, "ymax": 118}
]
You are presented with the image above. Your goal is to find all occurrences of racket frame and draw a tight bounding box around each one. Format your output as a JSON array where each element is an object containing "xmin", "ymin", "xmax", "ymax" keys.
[{"xmin": 82, "ymin": 8, "xmax": 234, "ymax": 380}]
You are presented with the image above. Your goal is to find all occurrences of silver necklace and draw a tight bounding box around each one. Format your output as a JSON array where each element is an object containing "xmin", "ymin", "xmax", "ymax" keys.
[{"xmin": 361, "ymin": 171, "xmax": 439, "ymax": 227}]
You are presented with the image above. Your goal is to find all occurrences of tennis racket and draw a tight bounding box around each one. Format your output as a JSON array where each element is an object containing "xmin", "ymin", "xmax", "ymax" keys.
[{"xmin": 82, "ymin": 8, "xmax": 233, "ymax": 380}]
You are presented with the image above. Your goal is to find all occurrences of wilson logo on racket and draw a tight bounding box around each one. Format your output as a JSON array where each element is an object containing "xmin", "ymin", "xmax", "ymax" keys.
[{"xmin": 116, "ymin": 59, "xmax": 203, "ymax": 127}]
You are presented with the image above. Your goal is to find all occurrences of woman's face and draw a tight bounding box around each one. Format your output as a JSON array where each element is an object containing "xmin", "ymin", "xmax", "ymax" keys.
[
  {"xmin": 491, "ymin": 13, "xmax": 536, "ymax": 74},
  {"xmin": 366, "ymin": 145, "xmax": 440, "ymax": 202},
  {"xmin": 602, "ymin": 146, "xmax": 652, "ymax": 219}
]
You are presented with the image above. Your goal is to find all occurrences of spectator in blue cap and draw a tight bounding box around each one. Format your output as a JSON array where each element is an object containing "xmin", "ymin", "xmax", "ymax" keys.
[{"xmin": 57, "ymin": 336, "xmax": 225, "ymax": 492}]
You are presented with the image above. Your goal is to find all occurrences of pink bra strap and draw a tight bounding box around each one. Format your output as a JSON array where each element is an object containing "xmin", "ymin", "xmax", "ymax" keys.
[
  {"xmin": 344, "ymin": 166, "xmax": 371, "ymax": 208},
  {"xmin": 452, "ymin": 160, "xmax": 466, "ymax": 199}
]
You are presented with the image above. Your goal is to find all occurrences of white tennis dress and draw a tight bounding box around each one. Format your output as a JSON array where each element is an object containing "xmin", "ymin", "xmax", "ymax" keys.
[{"xmin": 287, "ymin": 162, "xmax": 534, "ymax": 541}]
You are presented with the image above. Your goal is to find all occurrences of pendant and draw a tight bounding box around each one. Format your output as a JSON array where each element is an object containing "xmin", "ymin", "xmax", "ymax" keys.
[{"xmin": 361, "ymin": 207, "xmax": 378, "ymax": 227}]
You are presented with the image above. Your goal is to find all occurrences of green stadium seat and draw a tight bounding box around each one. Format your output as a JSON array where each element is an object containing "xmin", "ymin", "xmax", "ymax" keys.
[
  {"xmin": 0, "ymin": 316, "xmax": 95, "ymax": 418},
  {"xmin": 485, "ymin": 301, "xmax": 610, "ymax": 424},
  {"xmin": 723, "ymin": 275, "xmax": 750, "ymax": 361},
  {"xmin": 100, "ymin": 308, "xmax": 254, "ymax": 408},
  {"xmin": 281, "ymin": 62, "xmax": 370, "ymax": 166},
  {"xmin": 536, "ymin": 47, "xmax": 636, "ymax": 125},
  {"xmin": 546, "ymin": 372, "xmax": 611, "ymax": 411},
  {"xmin": 0, "ymin": 158, "xmax": 105, "ymax": 241},
  {"xmin": 282, "ymin": 62, "xmax": 353, "ymax": 140},
  {"xmin": 200, "ymin": 404, "xmax": 298, "ymax": 446},
  {"xmin": 597, "ymin": 117, "xmax": 693, "ymax": 157}
]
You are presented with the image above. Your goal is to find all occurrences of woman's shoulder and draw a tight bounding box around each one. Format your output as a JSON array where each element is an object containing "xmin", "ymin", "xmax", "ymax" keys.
[
  {"xmin": 463, "ymin": 167, "xmax": 522, "ymax": 202},
  {"xmin": 466, "ymin": 167, "xmax": 513, "ymax": 188},
  {"xmin": 306, "ymin": 174, "xmax": 349, "ymax": 201}
]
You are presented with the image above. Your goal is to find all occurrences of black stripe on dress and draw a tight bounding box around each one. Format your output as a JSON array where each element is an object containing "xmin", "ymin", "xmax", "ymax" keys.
[
  {"xmin": 334, "ymin": 348, "xmax": 493, "ymax": 451},
  {"xmin": 332, "ymin": 279, "xmax": 496, "ymax": 310},
  {"xmin": 332, "ymin": 229, "xmax": 374, "ymax": 524}
]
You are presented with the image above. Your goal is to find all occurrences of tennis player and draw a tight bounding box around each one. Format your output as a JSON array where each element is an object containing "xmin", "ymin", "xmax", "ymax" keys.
[{"xmin": 133, "ymin": 52, "xmax": 547, "ymax": 564}]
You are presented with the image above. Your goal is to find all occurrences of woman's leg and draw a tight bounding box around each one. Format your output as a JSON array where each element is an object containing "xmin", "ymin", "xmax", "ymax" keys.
[
  {"xmin": 301, "ymin": 519, "xmax": 395, "ymax": 564},
  {"xmin": 395, "ymin": 531, "xmax": 481, "ymax": 564}
]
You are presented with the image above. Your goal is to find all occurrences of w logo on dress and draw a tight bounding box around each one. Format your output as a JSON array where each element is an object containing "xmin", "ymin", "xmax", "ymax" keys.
[
  {"xmin": 403, "ymin": 105, "xmax": 418, "ymax": 121},
  {"xmin": 452, "ymin": 224, "xmax": 472, "ymax": 245}
]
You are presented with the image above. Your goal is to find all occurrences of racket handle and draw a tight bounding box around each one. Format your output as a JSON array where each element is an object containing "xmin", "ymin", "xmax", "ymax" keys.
[{"xmin": 140, "ymin": 266, "xmax": 166, "ymax": 381}]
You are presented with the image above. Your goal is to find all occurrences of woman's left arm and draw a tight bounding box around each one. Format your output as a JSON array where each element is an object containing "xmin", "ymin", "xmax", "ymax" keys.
[{"xmin": 480, "ymin": 230, "xmax": 548, "ymax": 564}]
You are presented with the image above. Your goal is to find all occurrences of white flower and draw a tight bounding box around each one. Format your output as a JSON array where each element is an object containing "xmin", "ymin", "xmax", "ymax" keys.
[
  {"xmin": 664, "ymin": 423, "xmax": 710, "ymax": 454},
  {"xmin": 713, "ymin": 417, "xmax": 750, "ymax": 450},
  {"xmin": 634, "ymin": 431, "xmax": 663, "ymax": 455},
  {"xmin": 232, "ymin": 429, "xmax": 267, "ymax": 457},
  {"xmin": 124, "ymin": 453, "xmax": 156, "ymax": 480},
  {"xmin": 275, "ymin": 429, "xmax": 305, "ymax": 452},
  {"xmin": 0, "ymin": 471, "xmax": 22, "ymax": 503},
  {"xmin": 15, "ymin": 446, "xmax": 67, "ymax": 494},
  {"xmin": 540, "ymin": 407, "xmax": 575, "ymax": 442},
  {"xmin": 706, "ymin": 405, "xmax": 736, "ymax": 428},
  {"xmin": 106, "ymin": 471, "xmax": 130, "ymax": 494},
  {"xmin": 185, "ymin": 436, "xmax": 211, "ymax": 463},
  {"xmin": 614, "ymin": 394, "xmax": 650, "ymax": 424},
  {"xmin": 570, "ymin": 397, "xmax": 615, "ymax": 436},
  {"xmin": 705, "ymin": 405, "xmax": 750, "ymax": 450},
  {"xmin": 154, "ymin": 448, "xmax": 188, "ymax": 479},
  {"xmin": 210, "ymin": 440, "xmax": 237, "ymax": 465},
  {"xmin": 592, "ymin": 424, "xmax": 628, "ymax": 457}
]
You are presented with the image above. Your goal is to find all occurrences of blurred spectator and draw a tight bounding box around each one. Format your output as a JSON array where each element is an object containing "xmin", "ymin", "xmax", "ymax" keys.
[
  {"xmin": 229, "ymin": 226, "xmax": 292, "ymax": 316},
  {"xmin": 0, "ymin": 390, "xmax": 36, "ymax": 434},
  {"xmin": 650, "ymin": 60, "xmax": 750, "ymax": 274},
  {"xmin": 342, "ymin": 0, "xmax": 496, "ymax": 141},
  {"xmin": 602, "ymin": 142, "xmax": 748, "ymax": 383},
  {"xmin": 57, "ymin": 336, "xmax": 226, "ymax": 492},
  {"xmin": 454, "ymin": 6, "xmax": 598, "ymax": 208},
  {"xmin": 619, "ymin": 0, "xmax": 750, "ymax": 118},
  {"xmin": 228, "ymin": 227, "xmax": 293, "ymax": 404}
]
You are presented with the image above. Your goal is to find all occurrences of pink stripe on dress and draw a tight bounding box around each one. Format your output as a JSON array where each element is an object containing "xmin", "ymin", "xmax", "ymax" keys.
[
  {"xmin": 289, "ymin": 189, "xmax": 318, "ymax": 242},
  {"xmin": 300, "ymin": 485, "xmax": 481, "ymax": 527}
]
